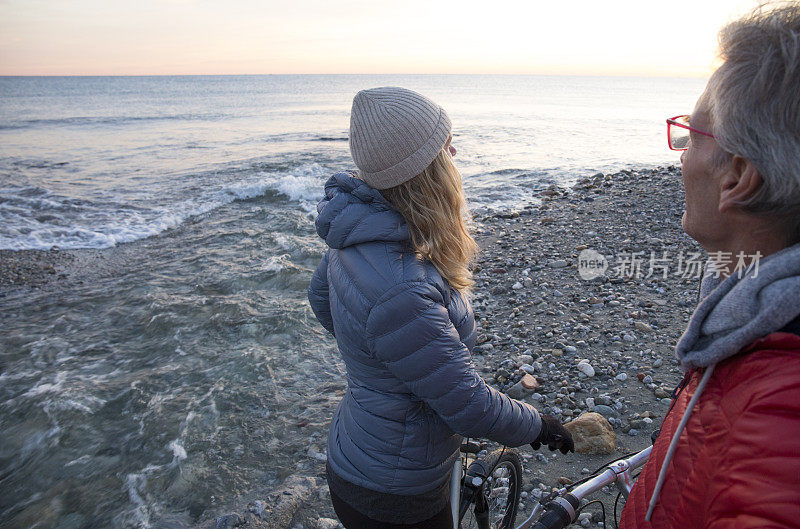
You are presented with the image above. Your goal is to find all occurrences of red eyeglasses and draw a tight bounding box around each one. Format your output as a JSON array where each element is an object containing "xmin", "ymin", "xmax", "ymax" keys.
[{"xmin": 666, "ymin": 115, "xmax": 715, "ymax": 151}]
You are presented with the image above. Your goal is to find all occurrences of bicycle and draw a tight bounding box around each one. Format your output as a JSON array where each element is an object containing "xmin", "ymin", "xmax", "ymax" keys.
[{"xmin": 451, "ymin": 440, "xmax": 652, "ymax": 529}]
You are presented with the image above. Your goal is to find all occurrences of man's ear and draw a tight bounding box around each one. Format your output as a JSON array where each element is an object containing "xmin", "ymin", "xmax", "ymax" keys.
[{"xmin": 719, "ymin": 155, "xmax": 763, "ymax": 213}]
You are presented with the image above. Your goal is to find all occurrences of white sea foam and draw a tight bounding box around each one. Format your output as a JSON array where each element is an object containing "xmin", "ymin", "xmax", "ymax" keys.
[
  {"xmin": 0, "ymin": 163, "xmax": 330, "ymax": 250},
  {"xmin": 22, "ymin": 371, "xmax": 67, "ymax": 398},
  {"xmin": 264, "ymin": 253, "xmax": 293, "ymax": 273},
  {"xmin": 167, "ymin": 439, "xmax": 187, "ymax": 461}
]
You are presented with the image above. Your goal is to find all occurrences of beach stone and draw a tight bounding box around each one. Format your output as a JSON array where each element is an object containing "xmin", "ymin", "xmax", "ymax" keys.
[
  {"xmin": 634, "ymin": 321, "xmax": 654, "ymax": 333},
  {"xmin": 653, "ymin": 357, "xmax": 664, "ymax": 367},
  {"xmin": 564, "ymin": 412, "xmax": 616, "ymax": 455},
  {"xmin": 576, "ymin": 362, "xmax": 595, "ymax": 377},
  {"xmin": 512, "ymin": 282, "xmax": 523, "ymax": 290},
  {"xmin": 654, "ymin": 387, "xmax": 671, "ymax": 399},
  {"xmin": 615, "ymin": 373, "xmax": 628, "ymax": 382},
  {"xmin": 520, "ymin": 373, "xmax": 539, "ymax": 389},
  {"xmin": 314, "ymin": 519, "xmax": 342, "ymax": 529},
  {"xmin": 215, "ymin": 514, "xmax": 246, "ymax": 529},
  {"xmin": 548, "ymin": 259, "xmax": 568, "ymax": 268},
  {"xmin": 247, "ymin": 475, "xmax": 318, "ymax": 528},
  {"xmin": 507, "ymin": 374, "xmax": 539, "ymax": 399},
  {"xmin": 592, "ymin": 404, "xmax": 617, "ymax": 419},
  {"xmin": 248, "ymin": 500, "xmax": 268, "ymax": 518}
]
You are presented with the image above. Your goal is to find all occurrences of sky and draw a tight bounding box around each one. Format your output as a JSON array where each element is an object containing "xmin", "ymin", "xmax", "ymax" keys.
[{"xmin": 0, "ymin": 0, "xmax": 763, "ymax": 76}]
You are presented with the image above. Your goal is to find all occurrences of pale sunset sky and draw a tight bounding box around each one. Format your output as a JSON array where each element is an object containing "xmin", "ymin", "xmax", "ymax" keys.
[{"xmin": 0, "ymin": 0, "xmax": 761, "ymax": 76}]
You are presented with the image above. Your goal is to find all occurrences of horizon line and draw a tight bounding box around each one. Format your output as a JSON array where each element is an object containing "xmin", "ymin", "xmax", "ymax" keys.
[{"xmin": 0, "ymin": 72, "xmax": 710, "ymax": 79}]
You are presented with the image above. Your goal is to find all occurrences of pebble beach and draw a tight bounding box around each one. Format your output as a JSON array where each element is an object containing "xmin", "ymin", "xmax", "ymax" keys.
[
  {"xmin": 207, "ymin": 164, "xmax": 705, "ymax": 528},
  {"xmin": 2, "ymin": 163, "xmax": 703, "ymax": 528}
]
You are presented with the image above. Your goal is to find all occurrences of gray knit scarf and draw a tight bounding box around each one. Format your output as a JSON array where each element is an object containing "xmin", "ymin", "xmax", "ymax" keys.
[{"xmin": 676, "ymin": 243, "xmax": 800, "ymax": 371}]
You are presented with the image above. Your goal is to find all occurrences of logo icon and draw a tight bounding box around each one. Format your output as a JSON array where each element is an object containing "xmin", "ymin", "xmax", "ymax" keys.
[{"xmin": 577, "ymin": 249, "xmax": 608, "ymax": 280}]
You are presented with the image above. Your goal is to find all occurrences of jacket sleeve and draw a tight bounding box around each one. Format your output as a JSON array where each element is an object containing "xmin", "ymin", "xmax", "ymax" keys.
[
  {"xmin": 705, "ymin": 373, "xmax": 800, "ymax": 529},
  {"xmin": 308, "ymin": 250, "xmax": 335, "ymax": 337},
  {"xmin": 365, "ymin": 280, "xmax": 541, "ymax": 447}
]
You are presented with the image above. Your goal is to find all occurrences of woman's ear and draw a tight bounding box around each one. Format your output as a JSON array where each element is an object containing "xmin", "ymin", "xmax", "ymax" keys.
[{"xmin": 719, "ymin": 155, "xmax": 763, "ymax": 213}]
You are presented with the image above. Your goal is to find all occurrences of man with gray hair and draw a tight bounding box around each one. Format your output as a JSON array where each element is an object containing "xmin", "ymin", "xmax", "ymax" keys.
[{"xmin": 621, "ymin": 3, "xmax": 800, "ymax": 528}]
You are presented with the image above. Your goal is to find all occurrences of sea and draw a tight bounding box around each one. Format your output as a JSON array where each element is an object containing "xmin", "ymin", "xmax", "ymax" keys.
[{"xmin": 0, "ymin": 75, "xmax": 706, "ymax": 528}]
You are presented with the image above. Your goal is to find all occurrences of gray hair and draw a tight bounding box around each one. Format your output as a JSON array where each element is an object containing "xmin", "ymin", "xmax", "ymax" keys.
[{"xmin": 707, "ymin": 2, "xmax": 800, "ymax": 244}]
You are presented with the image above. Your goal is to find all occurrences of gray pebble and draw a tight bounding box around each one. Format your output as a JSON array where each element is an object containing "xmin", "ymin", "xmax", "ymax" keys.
[
  {"xmin": 593, "ymin": 404, "xmax": 617, "ymax": 418},
  {"xmin": 216, "ymin": 514, "xmax": 246, "ymax": 529}
]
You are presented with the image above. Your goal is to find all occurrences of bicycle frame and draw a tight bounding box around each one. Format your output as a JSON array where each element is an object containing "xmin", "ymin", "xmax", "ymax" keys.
[
  {"xmin": 452, "ymin": 450, "xmax": 495, "ymax": 529},
  {"xmin": 452, "ymin": 443, "xmax": 510, "ymax": 529},
  {"xmin": 453, "ymin": 445, "xmax": 651, "ymax": 529}
]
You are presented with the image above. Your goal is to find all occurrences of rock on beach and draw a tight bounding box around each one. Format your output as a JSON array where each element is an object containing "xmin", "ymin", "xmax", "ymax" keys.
[{"xmin": 564, "ymin": 412, "xmax": 617, "ymax": 455}]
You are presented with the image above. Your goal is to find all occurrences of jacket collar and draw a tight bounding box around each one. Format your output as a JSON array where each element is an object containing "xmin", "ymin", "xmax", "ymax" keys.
[{"xmin": 676, "ymin": 242, "xmax": 800, "ymax": 371}]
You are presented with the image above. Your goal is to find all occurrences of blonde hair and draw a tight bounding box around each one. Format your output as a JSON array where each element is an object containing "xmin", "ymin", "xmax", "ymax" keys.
[{"xmin": 378, "ymin": 149, "xmax": 478, "ymax": 292}]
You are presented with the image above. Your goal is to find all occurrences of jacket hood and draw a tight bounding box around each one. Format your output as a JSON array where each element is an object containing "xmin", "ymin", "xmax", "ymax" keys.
[
  {"xmin": 676, "ymin": 242, "xmax": 800, "ymax": 370},
  {"xmin": 315, "ymin": 171, "xmax": 409, "ymax": 249}
]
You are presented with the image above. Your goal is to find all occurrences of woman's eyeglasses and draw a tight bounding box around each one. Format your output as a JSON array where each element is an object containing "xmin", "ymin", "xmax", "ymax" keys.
[{"xmin": 666, "ymin": 115, "xmax": 715, "ymax": 151}]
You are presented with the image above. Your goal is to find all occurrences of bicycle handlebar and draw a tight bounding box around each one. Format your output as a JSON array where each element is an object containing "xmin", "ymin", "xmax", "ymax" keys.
[
  {"xmin": 528, "ymin": 495, "xmax": 579, "ymax": 529},
  {"xmin": 517, "ymin": 446, "xmax": 652, "ymax": 529}
]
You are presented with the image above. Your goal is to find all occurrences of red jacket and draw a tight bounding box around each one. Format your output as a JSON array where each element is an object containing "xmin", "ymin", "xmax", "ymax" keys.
[{"xmin": 621, "ymin": 331, "xmax": 800, "ymax": 529}]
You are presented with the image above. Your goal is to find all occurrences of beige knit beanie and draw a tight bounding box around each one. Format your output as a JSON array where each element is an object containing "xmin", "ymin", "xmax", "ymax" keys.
[{"xmin": 349, "ymin": 86, "xmax": 452, "ymax": 190}]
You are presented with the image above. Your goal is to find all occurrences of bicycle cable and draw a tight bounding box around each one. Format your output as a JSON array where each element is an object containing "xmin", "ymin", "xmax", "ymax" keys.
[
  {"xmin": 574, "ymin": 499, "xmax": 606, "ymax": 528},
  {"xmin": 613, "ymin": 490, "xmax": 623, "ymax": 529}
]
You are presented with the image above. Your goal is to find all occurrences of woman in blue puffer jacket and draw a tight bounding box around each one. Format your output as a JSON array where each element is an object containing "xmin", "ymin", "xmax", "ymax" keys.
[{"xmin": 308, "ymin": 87, "xmax": 573, "ymax": 528}]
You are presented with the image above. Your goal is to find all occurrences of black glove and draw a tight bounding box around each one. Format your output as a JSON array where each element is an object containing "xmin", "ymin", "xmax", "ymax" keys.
[{"xmin": 531, "ymin": 414, "xmax": 575, "ymax": 454}]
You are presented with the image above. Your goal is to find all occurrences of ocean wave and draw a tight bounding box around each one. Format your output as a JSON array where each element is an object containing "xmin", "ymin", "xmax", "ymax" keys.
[
  {"xmin": 311, "ymin": 136, "xmax": 348, "ymax": 142},
  {"xmin": 0, "ymin": 113, "xmax": 232, "ymax": 131},
  {"xmin": 0, "ymin": 163, "xmax": 330, "ymax": 250}
]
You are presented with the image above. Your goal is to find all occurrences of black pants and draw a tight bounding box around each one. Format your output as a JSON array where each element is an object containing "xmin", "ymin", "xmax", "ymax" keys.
[{"xmin": 330, "ymin": 488, "xmax": 454, "ymax": 529}]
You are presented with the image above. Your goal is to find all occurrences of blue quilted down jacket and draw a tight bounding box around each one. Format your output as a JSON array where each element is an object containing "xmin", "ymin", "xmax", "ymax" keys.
[{"xmin": 308, "ymin": 171, "xmax": 542, "ymax": 495}]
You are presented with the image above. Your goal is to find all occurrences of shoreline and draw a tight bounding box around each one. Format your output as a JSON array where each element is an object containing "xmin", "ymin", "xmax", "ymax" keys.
[
  {"xmin": 1, "ymin": 164, "xmax": 703, "ymax": 528},
  {"xmin": 202, "ymin": 164, "xmax": 702, "ymax": 528}
]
